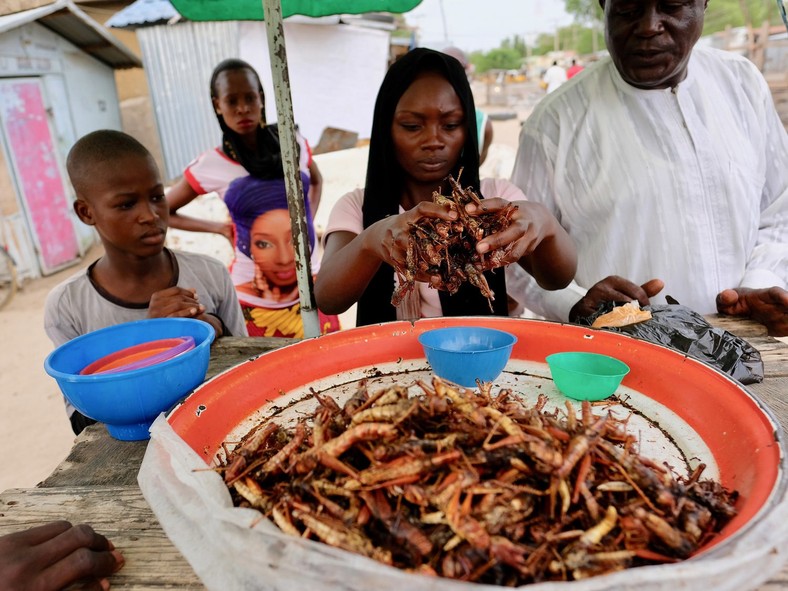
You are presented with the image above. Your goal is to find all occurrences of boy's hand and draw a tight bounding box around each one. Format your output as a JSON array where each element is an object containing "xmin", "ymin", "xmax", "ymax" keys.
[
  {"xmin": 148, "ymin": 286, "xmax": 205, "ymax": 319},
  {"xmin": 148, "ymin": 287, "xmax": 223, "ymax": 338},
  {"xmin": 195, "ymin": 312, "xmax": 224, "ymax": 338},
  {"xmin": 0, "ymin": 521, "xmax": 124, "ymax": 591}
]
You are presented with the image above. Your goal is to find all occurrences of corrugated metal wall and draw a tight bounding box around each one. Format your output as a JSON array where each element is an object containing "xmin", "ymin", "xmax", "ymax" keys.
[{"xmin": 138, "ymin": 21, "xmax": 239, "ymax": 181}]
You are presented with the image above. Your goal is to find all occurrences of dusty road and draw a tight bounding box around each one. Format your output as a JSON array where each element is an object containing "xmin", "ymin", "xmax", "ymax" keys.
[{"xmin": 0, "ymin": 250, "xmax": 97, "ymax": 492}]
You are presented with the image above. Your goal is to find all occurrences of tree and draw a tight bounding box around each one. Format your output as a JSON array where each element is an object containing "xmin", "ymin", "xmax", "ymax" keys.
[
  {"xmin": 501, "ymin": 34, "xmax": 528, "ymax": 57},
  {"xmin": 703, "ymin": 0, "xmax": 780, "ymax": 33},
  {"xmin": 471, "ymin": 48, "xmax": 522, "ymax": 73},
  {"xmin": 564, "ymin": 0, "xmax": 604, "ymax": 53},
  {"xmin": 564, "ymin": 0, "xmax": 603, "ymax": 25}
]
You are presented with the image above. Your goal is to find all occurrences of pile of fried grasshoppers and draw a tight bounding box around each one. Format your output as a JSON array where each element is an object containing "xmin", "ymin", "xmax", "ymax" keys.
[
  {"xmin": 219, "ymin": 377, "xmax": 737, "ymax": 585},
  {"xmin": 392, "ymin": 172, "xmax": 518, "ymax": 309}
]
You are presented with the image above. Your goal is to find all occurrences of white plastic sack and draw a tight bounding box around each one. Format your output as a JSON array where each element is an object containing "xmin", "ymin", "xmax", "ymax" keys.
[{"xmin": 139, "ymin": 414, "xmax": 788, "ymax": 591}]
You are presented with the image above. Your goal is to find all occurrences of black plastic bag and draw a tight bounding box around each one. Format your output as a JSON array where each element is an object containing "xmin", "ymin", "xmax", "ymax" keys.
[{"xmin": 578, "ymin": 301, "xmax": 764, "ymax": 385}]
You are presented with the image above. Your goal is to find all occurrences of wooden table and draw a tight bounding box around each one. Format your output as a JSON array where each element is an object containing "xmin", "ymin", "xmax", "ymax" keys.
[{"xmin": 2, "ymin": 321, "xmax": 786, "ymax": 590}]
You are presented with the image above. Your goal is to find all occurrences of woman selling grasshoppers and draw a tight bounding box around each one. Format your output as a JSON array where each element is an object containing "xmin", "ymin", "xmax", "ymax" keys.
[{"xmin": 315, "ymin": 48, "xmax": 577, "ymax": 326}]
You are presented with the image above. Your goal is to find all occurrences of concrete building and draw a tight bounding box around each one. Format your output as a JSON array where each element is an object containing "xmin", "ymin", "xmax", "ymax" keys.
[{"xmin": 0, "ymin": 0, "xmax": 139, "ymax": 279}]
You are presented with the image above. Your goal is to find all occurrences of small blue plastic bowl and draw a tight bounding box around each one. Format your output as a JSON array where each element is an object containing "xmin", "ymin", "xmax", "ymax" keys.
[
  {"xmin": 418, "ymin": 326, "xmax": 517, "ymax": 388},
  {"xmin": 44, "ymin": 318, "xmax": 215, "ymax": 441}
]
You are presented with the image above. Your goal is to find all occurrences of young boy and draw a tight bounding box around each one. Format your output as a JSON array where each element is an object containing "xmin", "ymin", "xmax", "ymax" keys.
[{"xmin": 45, "ymin": 130, "xmax": 247, "ymax": 434}]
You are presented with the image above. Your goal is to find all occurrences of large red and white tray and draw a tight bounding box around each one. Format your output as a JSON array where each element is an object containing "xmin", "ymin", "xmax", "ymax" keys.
[{"xmin": 169, "ymin": 317, "xmax": 786, "ymax": 557}]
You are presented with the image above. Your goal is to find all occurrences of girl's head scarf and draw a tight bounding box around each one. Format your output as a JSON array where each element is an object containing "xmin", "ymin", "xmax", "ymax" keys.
[
  {"xmin": 356, "ymin": 47, "xmax": 507, "ymax": 326},
  {"xmin": 225, "ymin": 173, "xmax": 314, "ymax": 259},
  {"xmin": 210, "ymin": 58, "xmax": 288, "ymax": 180}
]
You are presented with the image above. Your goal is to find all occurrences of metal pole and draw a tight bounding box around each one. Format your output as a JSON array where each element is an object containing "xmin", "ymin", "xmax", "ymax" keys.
[
  {"xmin": 438, "ymin": 0, "xmax": 449, "ymax": 44},
  {"xmin": 261, "ymin": 0, "xmax": 321, "ymax": 338}
]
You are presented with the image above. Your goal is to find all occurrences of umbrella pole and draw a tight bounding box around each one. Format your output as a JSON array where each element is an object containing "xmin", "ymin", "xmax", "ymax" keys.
[{"xmin": 261, "ymin": 0, "xmax": 321, "ymax": 339}]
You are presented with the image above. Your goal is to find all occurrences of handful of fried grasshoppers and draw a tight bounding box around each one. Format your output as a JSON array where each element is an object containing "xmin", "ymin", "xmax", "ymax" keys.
[
  {"xmin": 219, "ymin": 377, "xmax": 738, "ymax": 585},
  {"xmin": 392, "ymin": 172, "xmax": 518, "ymax": 310}
]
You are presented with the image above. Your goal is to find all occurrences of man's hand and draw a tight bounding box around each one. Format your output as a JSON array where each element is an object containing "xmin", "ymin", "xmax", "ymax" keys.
[
  {"xmin": 716, "ymin": 287, "xmax": 788, "ymax": 337},
  {"xmin": 569, "ymin": 276, "xmax": 664, "ymax": 322},
  {"xmin": 0, "ymin": 521, "xmax": 124, "ymax": 591}
]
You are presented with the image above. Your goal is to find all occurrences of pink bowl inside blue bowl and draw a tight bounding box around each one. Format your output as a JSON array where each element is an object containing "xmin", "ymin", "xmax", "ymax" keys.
[
  {"xmin": 79, "ymin": 336, "xmax": 196, "ymax": 375},
  {"xmin": 44, "ymin": 318, "xmax": 214, "ymax": 441}
]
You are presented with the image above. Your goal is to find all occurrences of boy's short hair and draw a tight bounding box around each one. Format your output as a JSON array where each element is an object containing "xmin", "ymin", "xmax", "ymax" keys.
[{"xmin": 67, "ymin": 130, "xmax": 152, "ymax": 195}]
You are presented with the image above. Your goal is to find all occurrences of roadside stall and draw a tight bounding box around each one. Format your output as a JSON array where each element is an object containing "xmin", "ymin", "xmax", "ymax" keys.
[{"xmin": 1, "ymin": 315, "xmax": 787, "ymax": 590}]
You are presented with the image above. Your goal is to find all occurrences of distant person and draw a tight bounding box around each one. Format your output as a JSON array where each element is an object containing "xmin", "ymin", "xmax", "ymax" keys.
[
  {"xmin": 542, "ymin": 61, "xmax": 567, "ymax": 93},
  {"xmin": 511, "ymin": 0, "xmax": 788, "ymax": 336},
  {"xmin": 224, "ymin": 175, "xmax": 340, "ymax": 338},
  {"xmin": 0, "ymin": 521, "xmax": 124, "ymax": 591},
  {"xmin": 441, "ymin": 46, "xmax": 494, "ymax": 165},
  {"xmin": 45, "ymin": 130, "xmax": 247, "ymax": 434},
  {"xmin": 165, "ymin": 58, "xmax": 323, "ymax": 299},
  {"xmin": 315, "ymin": 48, "xmax": 576, "ymax": 326},
  {"xmin": 566, "ymin": 58, "xmax": 584, "ymax": 79}
]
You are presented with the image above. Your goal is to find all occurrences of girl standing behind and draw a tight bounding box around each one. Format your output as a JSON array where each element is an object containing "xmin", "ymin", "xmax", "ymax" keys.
[
  {"xmin": 166, "ymin": 58, "xmax": 322, "ymax": 295},
  {"xmin": 225, "ymin": 175, "xmax": 339, "ymax": 338},
  {"xmin": 315, "ymin": 48, "xmax": 576, "ymax": 326}
]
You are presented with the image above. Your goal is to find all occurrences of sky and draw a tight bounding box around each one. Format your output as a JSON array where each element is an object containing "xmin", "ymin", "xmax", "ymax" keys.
[{"xmin": 402, "ymin": 0, "xmax": 575, "ymax": 53}]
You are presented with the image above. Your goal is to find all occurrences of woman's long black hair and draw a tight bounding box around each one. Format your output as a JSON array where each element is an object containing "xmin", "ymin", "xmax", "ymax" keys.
[
  {"xmin": 356, "ymin": 48, "xmax": 508, "ymax": 326},
  {"xmin": 210, "ymin": 58, "xmax": 286, "ymax": 179}
]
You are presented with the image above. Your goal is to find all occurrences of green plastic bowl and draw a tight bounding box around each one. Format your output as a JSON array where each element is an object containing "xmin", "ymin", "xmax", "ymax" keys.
[{"xmin": 545, "ymin": 352, "xmax": 630, "ymax": 401}]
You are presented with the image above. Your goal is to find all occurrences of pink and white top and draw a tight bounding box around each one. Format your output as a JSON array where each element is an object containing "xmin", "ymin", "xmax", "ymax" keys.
[
  {"xmin": 183, "ymin": 132, "xmax": 311, "ymax": 200},
  {"xmin": 322, "ymin": 178, "xmax": 531, "ymax": 319},
  {"xmin": 181, "ymin": 133, "xmax": 313, "ymax": 287}
]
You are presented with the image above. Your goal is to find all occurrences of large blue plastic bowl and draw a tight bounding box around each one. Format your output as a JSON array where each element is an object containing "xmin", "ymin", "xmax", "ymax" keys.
[
  {"xmin": 418, "ymin": 326, "xmax": 517, "ymax": 387},
  {"xmin": 44, "ymin": 318, "xmax": 215, "ymax": 441}
]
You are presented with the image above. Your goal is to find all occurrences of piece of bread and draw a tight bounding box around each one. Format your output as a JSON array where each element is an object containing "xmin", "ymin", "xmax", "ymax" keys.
[{"xmin": 592, "ymin": 302, "xmax": 652, "ymax": 328}]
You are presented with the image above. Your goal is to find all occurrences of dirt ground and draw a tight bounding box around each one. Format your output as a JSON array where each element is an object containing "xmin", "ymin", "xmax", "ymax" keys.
[
  {"xmin": 0, "ymin": 247, "xmax": 101, "ymax": 492},
  {"xmin": 0, "ymin": 100, "xmax": 532, "ymax": 492}
]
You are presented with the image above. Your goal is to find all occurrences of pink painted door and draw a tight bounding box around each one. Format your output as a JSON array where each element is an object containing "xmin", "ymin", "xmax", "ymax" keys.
[{"xmin": 0, "ymin": 78, "xmax": 79, "ymax": 274}]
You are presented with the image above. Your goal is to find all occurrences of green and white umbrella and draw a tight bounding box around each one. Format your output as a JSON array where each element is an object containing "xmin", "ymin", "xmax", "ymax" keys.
[
  {"xmin": 168, "ymin": 0, "xmax": 422, "ymax": 337},
  {"xmin": 169, "ymin": 0, "xmax": 421, "ymax": 21}
]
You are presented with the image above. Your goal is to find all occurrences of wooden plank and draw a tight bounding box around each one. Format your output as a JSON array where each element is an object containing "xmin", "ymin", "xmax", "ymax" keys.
[
  {"xmin": 706, "ymin": 314, "xmax": 769, "ymax": 338},
  {"xmin": 0, "ymin": 486, "xmax": 203, "ymax": 590},
  {"xmin": 702, "ymin": 317, "xmax": 788, "ymax": 377},
  {"xmin": 748, "ymin": 337, "xmax": 788, "ymax": 378},
  {"xmin": 749, "ymin": 377, "xmax": 788, "ymax": 428},
  {"xmin": 207, "ymin": 335, "xmax": 297, "ymax": 379},
  {"xmin": 38, "ymin": 424, "xmax": 147, "ymax": 488}
]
